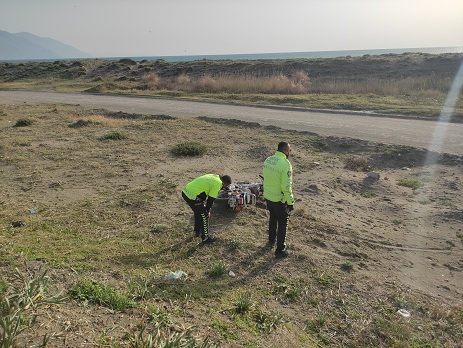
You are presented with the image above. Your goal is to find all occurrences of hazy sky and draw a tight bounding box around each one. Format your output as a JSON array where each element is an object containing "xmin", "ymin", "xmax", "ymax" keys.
[{"xmin": 1, "ymin": 0, "xmax": 462, "ymax": 57}]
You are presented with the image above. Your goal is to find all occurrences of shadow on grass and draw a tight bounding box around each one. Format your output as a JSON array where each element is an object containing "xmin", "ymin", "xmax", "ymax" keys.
[{"xmin": 117, "ymin": 203, "xmax": 280, "ymax": 294}]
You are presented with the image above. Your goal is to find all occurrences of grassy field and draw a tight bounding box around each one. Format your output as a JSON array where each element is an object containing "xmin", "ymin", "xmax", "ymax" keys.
[
  {"xmin": 1, "ymin": 53, "xmax": 463, "ymax": 346},
  {"xmin": 1, "ymin": 101, "xmax": 462, "ymax": 347}
]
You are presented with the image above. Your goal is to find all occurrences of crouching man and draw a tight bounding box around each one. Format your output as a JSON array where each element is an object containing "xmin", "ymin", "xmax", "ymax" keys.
[{"xmin": 182, "ymin": 174, "xmax": 232, "ymax": 244}]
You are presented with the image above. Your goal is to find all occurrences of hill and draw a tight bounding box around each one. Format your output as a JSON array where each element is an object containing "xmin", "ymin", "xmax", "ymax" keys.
[
  {"xmin": 0, "ymin": 30, "xmax": 92, "ymax": 60},
  {"xmin": 2, "ymin": 52, "xmax": 462, "ymax": 80}
]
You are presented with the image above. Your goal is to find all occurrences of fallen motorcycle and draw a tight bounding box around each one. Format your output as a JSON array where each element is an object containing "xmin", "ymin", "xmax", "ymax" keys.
[{"xmin": 216, "ymin": 176, "xmax": 263, "ymax": 211}]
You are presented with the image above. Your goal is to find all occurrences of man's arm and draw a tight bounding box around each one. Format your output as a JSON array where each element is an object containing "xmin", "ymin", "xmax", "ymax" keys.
[
  {"xmin": 205, "ymin": 197, "xmax": 215, "ymax": 212},
  {"xmin": 281, "ymin": 162, "xmax": 294, "ymax": 205}
]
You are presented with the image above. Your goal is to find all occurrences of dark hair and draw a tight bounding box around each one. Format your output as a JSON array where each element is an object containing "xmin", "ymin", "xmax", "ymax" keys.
[
  {"xmin": 220, "ymin": 175, "xmax": 232, "ymax": 185},
  {"xmin": 278, "ymin": 142, "xmax": 289, "ymax": 152}
]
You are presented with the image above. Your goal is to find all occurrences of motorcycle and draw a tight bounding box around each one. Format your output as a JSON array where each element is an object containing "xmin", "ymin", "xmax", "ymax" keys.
[{"xmin": 216, "ymin": 175, "xmax": 263, "ymax": 210}]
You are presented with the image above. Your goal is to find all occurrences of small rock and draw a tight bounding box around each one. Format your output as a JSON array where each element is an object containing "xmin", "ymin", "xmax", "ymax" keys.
[
  {"xmin": 306, "ymin": 183, "xmax": 320, "ymax": 193},
  {"xmin": 397, "ymin": 309, "xmax": 411, "ymax": 317},
  {"xmin": 166, "ymin": 271, "xmax": 187, "ymax": 280},
  {"xmin": 366, "ymin": 172, "xmax": 380, "ymax": 180}
]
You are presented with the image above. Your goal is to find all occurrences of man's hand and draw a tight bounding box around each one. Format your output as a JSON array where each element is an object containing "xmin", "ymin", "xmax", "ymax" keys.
[{"xmin": 286, "ymin": 205, "xmax": 294, "ymax": 214}]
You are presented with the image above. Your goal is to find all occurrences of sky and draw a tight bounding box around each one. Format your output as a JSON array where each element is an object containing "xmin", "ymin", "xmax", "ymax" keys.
[{"xmin": 1, "ymin": 0, "xmax": 462, "ymax": 58}]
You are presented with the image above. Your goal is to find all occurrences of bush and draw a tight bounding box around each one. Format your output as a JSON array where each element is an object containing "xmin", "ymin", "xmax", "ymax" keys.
[
  {"xmin": 176, "ymin": 74, "xmax": 191, "ymax": 86},
  {"xmin": 207, "ymin": 262, "xmax": 227, "ymax": 278},
  {"xmin": 100, "ymin": 132, "xmax": 126, "ymax": 141},
  {"xmin": 139, "ymin": 73, "xmax": 160, "ymax": 90},
  {"xmin": 397, "ymin": 178, "xmax": 424, "ymax": 190},
  {"xmin": 172, "ymin": 142, "xmax": 207, "ymax": 156},
  {"xmin": 13, "ymin": 118, "xmax": 34, "ymax": 127},
  {"xmin": 194, "ymin": 75, "xmax": 217, "ymax": 92}
]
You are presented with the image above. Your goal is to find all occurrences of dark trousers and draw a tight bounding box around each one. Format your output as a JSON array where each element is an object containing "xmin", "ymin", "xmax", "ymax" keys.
[
  {"xmin": 182, "ymin": 192, "xmax": 209, "ymax": 239},
  {"xmin": 266, "ymin": 200, "xmax": 289, "ymax": 251}
]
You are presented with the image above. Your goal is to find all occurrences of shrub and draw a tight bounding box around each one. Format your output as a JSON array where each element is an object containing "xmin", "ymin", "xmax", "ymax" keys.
[
  {"xmin": 172, "ymin": 142, "xmax": 207, "ymax": 156},
  {"xmin": 341, "ymin": 261, "xmax": 354, "ymax": 272},
  {"xmin": 397, "ymin": 179, "xmax": 424, "ymax": 190},
  {"xmin": 13, "ymin": 118, "xmax": 34, "ymax": 127},
  {"xmin": 194, "ymin": 75, "xmax": 217, "ymax": 92},
  {"xmin": 139, "ymin": 73, "xmax": 160, "ymax": 90},
  {"xmin": 176, "ymin": 74, "xmax": 191, "ymax": 86},
  {"xmin": 100, "ymin": 131, "xmax": 126, "ymax": 140},
  {"xmin": 292, "ymin": 71, "xmax": 311, "ymax": 90},
  {"xmin": 207, "ymin": 262, "xmax": 227, "ymax": 278}
]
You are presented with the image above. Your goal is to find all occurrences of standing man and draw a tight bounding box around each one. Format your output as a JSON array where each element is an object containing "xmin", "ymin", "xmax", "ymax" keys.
[
  {"xmin": 263, "ymin": 142, "xmax": 294, "ymax": 258},
  {"xmin": 182, "ymin": 174, "xmax": 232, "ymax": 244}
]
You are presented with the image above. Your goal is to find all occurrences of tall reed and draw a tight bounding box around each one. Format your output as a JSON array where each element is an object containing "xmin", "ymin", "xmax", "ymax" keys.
[{"xmin": 137, "ymin": 72, "xmax": 456, "ymax": 96}]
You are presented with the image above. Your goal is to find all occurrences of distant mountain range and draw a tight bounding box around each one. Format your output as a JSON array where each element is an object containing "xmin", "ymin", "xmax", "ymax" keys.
[{"xmin": 0, "ymin": 30, "xmax": 92, "ymax": 60}]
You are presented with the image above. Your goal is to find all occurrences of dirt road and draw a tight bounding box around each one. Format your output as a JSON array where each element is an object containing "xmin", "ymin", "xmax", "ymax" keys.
[{"xmin": 1, "ymin": 90, "xmax": 462, "ymax": 155}]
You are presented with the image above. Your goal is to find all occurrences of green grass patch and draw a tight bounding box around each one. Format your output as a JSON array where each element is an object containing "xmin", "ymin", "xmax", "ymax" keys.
[
  {"xmin": 100, "ymin": 131, "xmax": 127, "ymax": 140},
  {"xmin": 361, "ymin": 191, "xmax": 377, "ymax": 198},
  {"xmin": 206, "ymin": 262, "xmax": 227, "ymax": 278},
  {"xmin": 233, "ymin": 292, "xmax": 254, "ymax": 314},
  {"xmin": 397, "ymin": 178, "xmax": 424, "ymax": 190},
  {"xmin": 341, "ymin": 261, "xmax": 354, "ymax": 272},
  {"xmin": 171, "ymin": 141, "xmax": 207, "ymax": 156},
  {"xmin": 69, "ymin": 279, "xmax": 136, "ymax": 311}
]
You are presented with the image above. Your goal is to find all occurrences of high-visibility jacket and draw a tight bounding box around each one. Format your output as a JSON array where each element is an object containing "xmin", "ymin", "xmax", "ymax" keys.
[
  {"xmin": 182, "ymin": 174, "xmax": 222, "ymax": 210},
  {"xmin": 263, "ymin": 151, "xmax": 294, "ymax": 205}
]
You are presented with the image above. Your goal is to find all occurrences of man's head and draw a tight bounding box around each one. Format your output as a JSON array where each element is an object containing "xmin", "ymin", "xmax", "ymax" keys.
[
  {"xmin": 278, "ymin": 142, "xmax": 291, "ymax": 158},
  {"xmin": 220, "ymin": 175, "xmax": 232, "ymax": 189}
]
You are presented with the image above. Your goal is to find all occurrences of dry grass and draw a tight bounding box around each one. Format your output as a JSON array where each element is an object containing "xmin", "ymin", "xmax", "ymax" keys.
[
  {"xmin": 343, "ymin": 155, "xmax": 373, "ymax": 172},
  {"xmin": 138, "ymin": 71, "xmax": 312, "ymax": 94},
  {"xmin": 137, "ymin": 73, "xmax": 455, "ymax": 97},
  {"xmin": 311, "ymin": 76, "xmax": 456, "ymax": 95},
  {"xmin": 69, "ymin": 113, "xmax": 131, "ymax": 126}
]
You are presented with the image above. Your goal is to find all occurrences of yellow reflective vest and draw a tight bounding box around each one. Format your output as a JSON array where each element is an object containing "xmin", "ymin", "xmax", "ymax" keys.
[
  {"xmin": 263, "ymin": 151, "xmax": 294, "ymax": 205},
  {"xmin": 182, "ymin": 174, "xmax": 222, "ymax": 200}
]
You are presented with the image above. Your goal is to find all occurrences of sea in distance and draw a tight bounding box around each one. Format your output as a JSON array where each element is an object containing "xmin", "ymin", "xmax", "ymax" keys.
[
  {"xmin": 121, "ymin": 46, "xmax": 463, "ymax": 62},
  {"xmin": 6, "ymin": 46, "xmax": 462, "ymax": 63}
]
